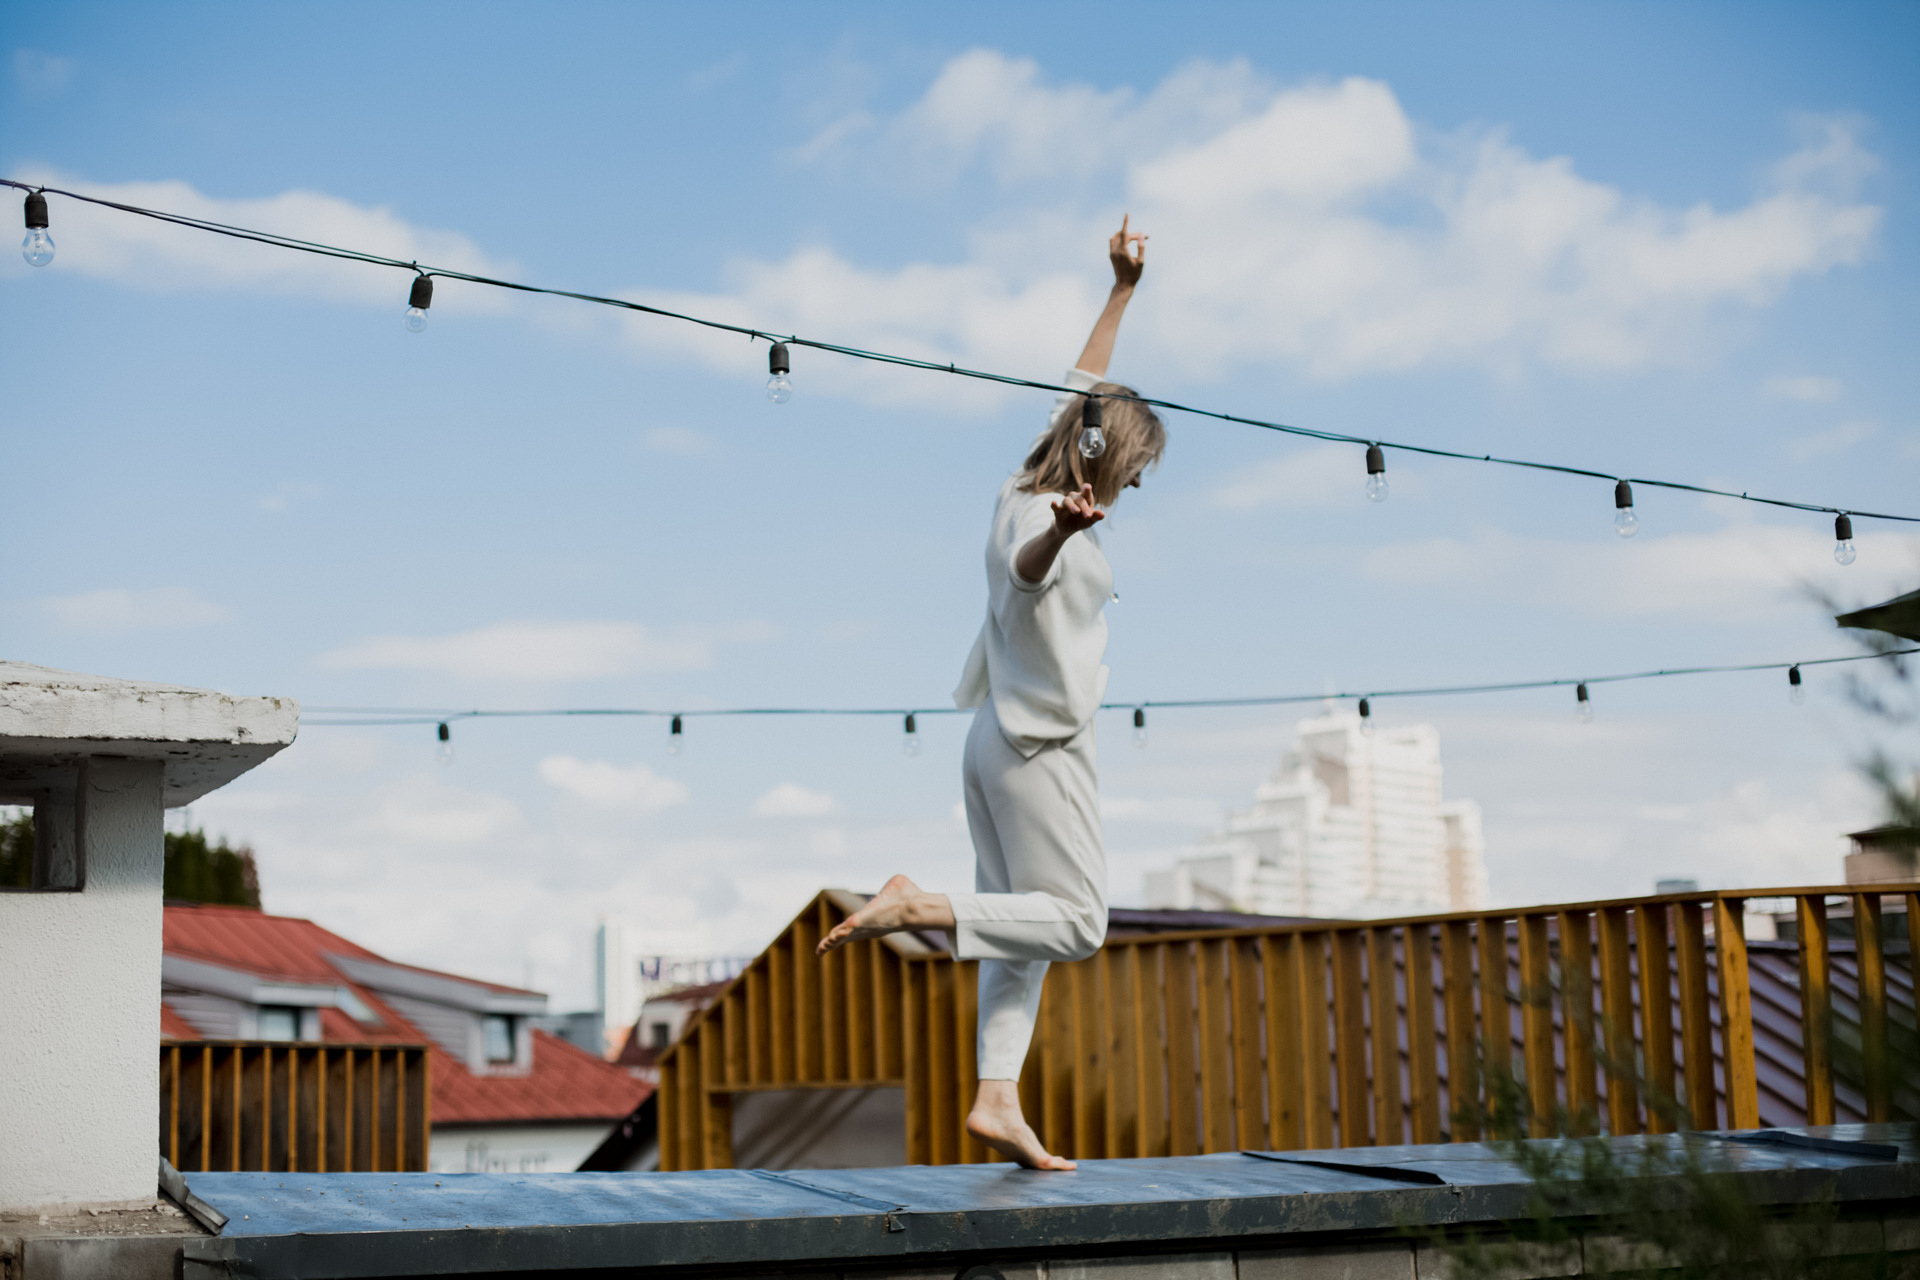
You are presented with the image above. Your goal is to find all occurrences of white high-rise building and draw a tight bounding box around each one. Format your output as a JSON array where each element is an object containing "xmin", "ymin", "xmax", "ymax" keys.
[{"xmin": 1145, "ymin": 710, "xmax": 1488, "ymax": 919}]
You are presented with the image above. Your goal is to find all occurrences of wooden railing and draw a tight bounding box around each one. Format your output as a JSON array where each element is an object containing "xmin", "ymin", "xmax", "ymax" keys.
[
  {"xmin": 657, "ymin": 885, "xmax": 1919, "ymax": 1170},
  {"xmin": 160, "ymin": 1041, "xmax": 431, "ymax": 1172}
]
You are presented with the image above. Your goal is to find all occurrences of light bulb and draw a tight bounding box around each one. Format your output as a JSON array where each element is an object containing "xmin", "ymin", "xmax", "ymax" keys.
[
  {"xmin": 1833, "ymin": 514, "xmax": 1856, "ymax": 566},
  {"xmin": 21, "ymin": 191, "xmax": 53, "ymax": 267},
  {"xmin": 1364, "ymin": 444, "xmax": 1388, "ymax": 503},
  {"xmin": 436, "ymin": 722, "xmax": 454, "ymax": 765},
  {"xmin": 1079, "ymin": 396, "xmax": 1107, "ymax": 459},
  {"xmin": 1576, "ymin": 683, "xmax": 1594, "ymax": 725},
  {"xmin": 1358, "ymin": 697, "xmax": 1374, "ymax": 736},
  {"xmin": 903, "ymin": 713, "xmax": 920, "ymax": 757},
  {"xmin": 1788, "ymin": 665, "xmax": 1805, "ymax": 706},
  {"xmin": 1132, "ymin": 707, "xmax": 1148, "ymax": 749},
  {"xmin": 767, "ymin": 342, "xmax": 793, "ymax": 403},
  {"xmin": 404, "ymin": 275, "xmax": 432, "ymax": 333},
  {"xmin": 667, "ymin": 714, "xmax": 684, "ymax": 756},
  {"xmin": 1613, "ymin": 481, "xmax": 1638, "ymax": 538}
]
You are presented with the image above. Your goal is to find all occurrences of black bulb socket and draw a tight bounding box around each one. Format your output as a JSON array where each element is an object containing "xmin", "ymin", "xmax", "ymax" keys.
[
  {"xmin": 409, "ymin": 275, "xmax": 433, "ymax": 310},
  {"xmin": 1576, "ymin": 683, "xmax": 1590, "ymax": 704},
  {"xmin": 1788, "ymin": 665, "xmax": 1802, "ymax": 688},
  {"xmin": 1358, "ymin": 698, "xmax": 1371, "ymax": 720},
  {"xmin": 1365, "ymin": 444, "xmax": 1385, "ymax": 476},
  {"xmin": 1835, "ymin": 513, "xmax": 1853, "ymax": 542},
  {"xmin": 670, "ymin": 714, "xmax": 683, "ymax": 736},
  {"xmin": 1083, "ymin": 396, "xmax": 1104, "ymax": 430},
  {"xmin": 769, "ymin": 342, "xmax": 790, "ymax": 376},
  {"xmin": 437, "ymin": 722, "xmax": 450, "ymax": 743},
  {"xmin": 24, "ymin": 190, "xmax": 49, "ymax": 230},
  {"xmin": 904, "ymin": 713, "xmax": 917, "ymax": 734},
  {"xmin": 1132, "ymin": 707, "xmax": 1145, "ymax": 729},
  {"xmin": 1614, "ymin": 480, "xmax": 1633, "ymax": 510}
]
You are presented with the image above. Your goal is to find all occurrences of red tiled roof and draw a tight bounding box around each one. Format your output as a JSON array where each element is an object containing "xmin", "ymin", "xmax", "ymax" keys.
[
  {"xmin": 161, "ymin": 903, "xmax": 646, "ymax": 1126},
  {"xmin": 434, "ymin": 1031, "xmax": 648, "ymax": 1125},
  {"xmin": 160, "ymin": 1003, "xmax": 199, "ymax": 1038}
]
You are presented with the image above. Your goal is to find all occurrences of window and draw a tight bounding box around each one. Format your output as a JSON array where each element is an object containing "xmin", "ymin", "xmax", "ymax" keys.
[
  {"xmin": 484, "ymin": 1014, "xmax": 517, "ymax": 1063},
  {"xmin": 257, "ymin": 1006, "xmax": 300, "ymax": 1041},
  {"xmin": 650, "ymin": 1021, "xmax": 672, "ymax": 1049}
]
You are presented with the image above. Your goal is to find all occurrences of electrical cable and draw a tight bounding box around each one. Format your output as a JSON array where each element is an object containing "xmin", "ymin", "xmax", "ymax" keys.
[
  {"xmin": 8, "ymin": 177, "xmax": 1915, "ymax": 527},
  {"xmin": 299, "ymin": 646, "xmax": 1916, "ymax": 728}
]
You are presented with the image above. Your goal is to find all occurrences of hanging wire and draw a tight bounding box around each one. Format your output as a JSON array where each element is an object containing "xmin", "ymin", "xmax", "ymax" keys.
[
  {"xmin": 300, "ymin": 646, "xmax": 1917, "ymax": 727},
  {"xmin": 8, "ymin": 176, "xmax": 1915, "ymax": 527}
]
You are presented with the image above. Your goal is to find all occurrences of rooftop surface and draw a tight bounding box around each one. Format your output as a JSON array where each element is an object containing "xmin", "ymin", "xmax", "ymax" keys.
[{"xmin": 178, "ymin": 1124, "xmax": 1917, "ymax": 1278}]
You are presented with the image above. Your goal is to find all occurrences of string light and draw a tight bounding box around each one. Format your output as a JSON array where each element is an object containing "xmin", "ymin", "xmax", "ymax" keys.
[
  {"xmin": 1079, "ymin": 396, "xmax": 1107, "ymax": 460},
  {"xmin": 21, "ymin": 189, "xmax": 53, "ymax": 267},
  {"xmin": 766, "ymin": 342, "xmax": 793, "ymax": 404},
  {"xmin": 1576, "ymin": 682, "xmax": 1594, "ymax": 724},
  {"xmin": 903, "ymin": 712, "xmax": 919, "ymax": 757},
  {"xmin": 1613, "ymin": 480, "xmax": 1639, "ymax": 539},
  {"xmin": 668, "ymin": 714, "xmax": 684, "ymax": 756},
  {"xmin": 1132, "ymin": 706, "xmax": 1147, "ymax": 748},
  {"xmin": 436, "ymin": 721, "xmax": 454, "ymax": 764},
  {"xmin": 6, "ymin": 178, "xmax": 1910, "ymax": 550},
  {"xmin": 1364, "ymin": 445, "xmax": 1388, "ymax": 504},
  {"xmin": 405, "ymin": 274, "xmax": 432, "ymax": 332},
  {"xmin": 1788, "ymin": 664, "xmax": 1805, "ymax": 706},
  {"xmin": 1358, "ymin": 697, "xmax": 1374, "ymax": 735},
  {"xmin": 1834, "ymin": 514, "xmax": 1856, "ymax": 566}
]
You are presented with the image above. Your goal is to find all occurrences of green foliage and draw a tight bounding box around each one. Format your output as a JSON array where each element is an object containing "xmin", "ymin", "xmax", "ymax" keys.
[
  {"xmin": 164, "ymin": 828, "xmax": 261, "ymax": 907},
  {"xmin": 0, "ymin": 809, "xmax": 31, "ymax": 889}
]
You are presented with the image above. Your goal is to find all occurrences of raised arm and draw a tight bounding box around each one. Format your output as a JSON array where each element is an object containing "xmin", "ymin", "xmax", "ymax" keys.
[{"xmin": 1072, "ymin": 215, "xmax": 1147, "ymax": 379}]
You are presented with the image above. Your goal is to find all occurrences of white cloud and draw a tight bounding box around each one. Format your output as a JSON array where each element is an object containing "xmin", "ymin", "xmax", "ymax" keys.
[
  {"xmin": 753, "ymin": 782, "xmax": 840, "ymax": 817},
  {"xmin": 1786, "ymin": 419, "xmax": 1876, "ymax": 460},
  {"xmin": 641, "ymin": 426, "xmax": 711, "ymax": 456},
  {"xmin": 1361, "ymin": 522, "xmax": 1920, "ymax": 621},
  {"xmin": 666, "ymin": 60, "xmax": 1881, "ymax": 394},
  {"xmin": 537, "ymin": 755, "xmax": 688, "ymax": 814},
  {"xmin": 318, "ymin": 619, "xmax": 756, "ymax": 681},
  {"xmin": 1212, "ymin": 442, "xmax": 1424, "ymax": 511},
  {"xmin": 6, "ymin": 170, "xmax": 514, "ymax": 311},
  {"xmin": 41, "ymin": 586, "xmax": 229, "ymax": 632},
  {"xmin": 1763, "ymin": 375, "xmax": 1843, "ymax": 402},
  {"xmin": 13, "ymin": 50, "xmax": 75, "ymax": 95}
]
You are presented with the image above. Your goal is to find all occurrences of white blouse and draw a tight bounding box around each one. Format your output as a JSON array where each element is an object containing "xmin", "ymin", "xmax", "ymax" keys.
[{"xmin": 953, "ymin": 368, "xmax": 1113, "ymax": 757}]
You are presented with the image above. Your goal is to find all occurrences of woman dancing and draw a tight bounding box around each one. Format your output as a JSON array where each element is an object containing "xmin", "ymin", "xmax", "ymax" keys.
[{"xmin": 819, "ymin": 217, "xmax": 1164, "ymax": 1170}]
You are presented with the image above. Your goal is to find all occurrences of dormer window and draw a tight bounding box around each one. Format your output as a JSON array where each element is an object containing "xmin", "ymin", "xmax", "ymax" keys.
[
  {"xmin": 484, "ymin": 1014, "xmax": 517, "ymax": 1063},
  {"xmin": 650, "ymin": 1022, "xmax": 671, "ymax": 1049},
  {"xmin": 257, "ymin": 1005, "xmax": 300, "ymax": 1041}
]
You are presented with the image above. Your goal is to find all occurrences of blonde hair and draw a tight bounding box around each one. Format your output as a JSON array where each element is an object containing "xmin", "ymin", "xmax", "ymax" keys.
[{"xmin": 1016, "ymin": 382, "xmax": 1166, "ymax": 507}]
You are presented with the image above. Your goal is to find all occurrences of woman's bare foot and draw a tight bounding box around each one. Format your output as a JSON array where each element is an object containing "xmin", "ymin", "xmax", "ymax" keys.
[
  {"xmin": 816, "ymin": 875, "xmax": 956, "ymax": 954},
  {"xmin": 965, "ymin": 1081, "xmax": 1075, "ymax": 1171}
]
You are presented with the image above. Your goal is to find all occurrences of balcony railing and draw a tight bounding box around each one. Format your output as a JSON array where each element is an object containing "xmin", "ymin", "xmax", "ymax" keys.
[
  {"xmin": 657, "ymin": 884, "xmax": 1918, "ymax": 1169},
  {"xmin": 159, "ymin": 1040, "xmax": 432, "ymax": 1172}
]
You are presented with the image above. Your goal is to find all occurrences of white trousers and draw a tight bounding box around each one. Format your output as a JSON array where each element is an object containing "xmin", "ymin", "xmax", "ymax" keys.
[{"xmin": 950, "ymin": 699, "xmax": 1107, "ymax": 1081}]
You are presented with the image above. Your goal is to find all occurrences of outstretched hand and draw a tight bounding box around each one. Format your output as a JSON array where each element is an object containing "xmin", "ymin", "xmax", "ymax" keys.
[
  {"xmin": 1052, "ymin": 484, "xmax": 1106, "ymax": 536},
  {"xmin": 1109, "ymin": 214, "xmax": 1147, "ymax": 289}
]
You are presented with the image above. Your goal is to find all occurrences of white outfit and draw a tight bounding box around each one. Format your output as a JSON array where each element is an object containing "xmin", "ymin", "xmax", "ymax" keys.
[{"xmin": 950, "ymin": 367, "xmax": 1112, "ymax": 1081}]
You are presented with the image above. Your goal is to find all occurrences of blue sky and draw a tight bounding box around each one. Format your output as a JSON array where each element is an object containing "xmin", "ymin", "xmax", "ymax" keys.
[{"xmin": 5, "ymin": 2, "xmax": 1917, "ymax": 1008}]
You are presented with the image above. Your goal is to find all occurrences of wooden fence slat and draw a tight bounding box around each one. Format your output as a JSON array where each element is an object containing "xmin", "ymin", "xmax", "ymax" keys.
[
  {"xmin": 821, "ymin": 901, "xmax": 847, "ymax": 1082},
  {"xmin": 1138, "ymin": 944, "xmax": 1170, "ymax": 1158},
  {"xmin": 1165, "ymin": 942, "xmax": 1199, "ymax": 1156},
  {"xmin": 1634, "ymin": 904, "xmax": 1676, "ymax": 1134},
  {"xmin": 1797, "ymin": 895, "xmax": 1834, "ymax": 1126},
  {"xmin": 1517, "ymin": 915, "xmax": 1555, "ymax": 1136},
  {"xmin": 795, "ymin": 910, "xmax": 822, "ymax": 1084},
  {"xmin": 929, "ymin": 960, "xmax": 959, "ymax": 1164},
  {"xmin": 769, "ymin": 940, "xmax": 793, "ymax": 1086},
  {"xmin": 1478, "ymin": 917, "xmax": 1512, "ymax": 1086},
  {"xmin": 1442, "ymin": 921, "xmax": 1478, "ymax": 1141},
  {"xmin": 1853, "ymin": 893, "xmax": 1890, "ymax": 1122},
  {"xmin": 1231, "ymin": 938, "xmax": 1265, "ymax": 1151},
  {"xmin": 1597, "ymin": 906, "xmax": 1640, "ymax": 1135},
  {"xmin": 1675, "ymin": 901, "xmax": 1716, "ymax": 1129},
  {"xmin": 1557, "ymin": 911, "xmax": 1596, "ymax": 1136},
  {"xmin": 1405, "ymin": 924, "xmax": 1442, "ymax": 1144},
  {"xmin": 1196, "ymin": 939, "xmax": 1234, "ymax": 1153},
  {"xmin": 1368, "ymin": 928, "xmax": 1405, "ymax": 1147},
  {"xmin": 1713, "ymin": 898, "xmax": 1759, "ymax": 1130},
  {"xmin": 903, "ymin": 960, "xmax": 929, "ymax": 1165},
  {"xmin": 1262, "ymin": 935, "xmax": 1304, "ymax": 1150},
  {"xmin": 1298, "ymin": 933, "xmax": 1334, "ymax": 1150},
  {"xmin": 958, "ymin": 961, "xmax": 983, "ymax": 1163},
  {"xmin": 1332, "ymin": 930, "xmax": 1369, "ymax": 1146},
  {"xmin": 1106, "ymin": 945, "xmax": 1142, "ymax": 1158}
]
